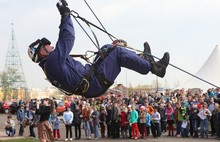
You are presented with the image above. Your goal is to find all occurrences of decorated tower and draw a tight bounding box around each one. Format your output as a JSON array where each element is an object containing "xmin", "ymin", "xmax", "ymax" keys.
[{"xmin": 3, "ymin": 23, "xmax": 28, "ymax": 99}]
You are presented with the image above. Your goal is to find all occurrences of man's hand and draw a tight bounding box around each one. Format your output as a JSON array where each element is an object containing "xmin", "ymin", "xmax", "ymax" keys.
[
  {"xmin": 112, "ymin": 39, "xmax": 128, "ymax": 47},
  {"xmin": 56, "ymin": 0, "xmax": 70, "ymax": 17}
]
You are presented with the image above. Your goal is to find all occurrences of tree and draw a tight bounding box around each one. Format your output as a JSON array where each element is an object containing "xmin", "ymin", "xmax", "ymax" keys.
[{"xmin": 0, "ymin": 68, "xmax": 21, "ymax": 101}]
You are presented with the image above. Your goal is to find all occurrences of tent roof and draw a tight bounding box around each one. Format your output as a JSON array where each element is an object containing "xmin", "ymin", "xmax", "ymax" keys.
[{"xmin": 178, "ymin": 45, "xmax": 220, "ymax": 91}]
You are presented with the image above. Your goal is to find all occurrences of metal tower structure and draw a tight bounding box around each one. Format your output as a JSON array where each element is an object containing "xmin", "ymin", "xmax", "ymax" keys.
[{"xmin": 4, "ymin": 23, "xmax": 28, "ymax": 91}]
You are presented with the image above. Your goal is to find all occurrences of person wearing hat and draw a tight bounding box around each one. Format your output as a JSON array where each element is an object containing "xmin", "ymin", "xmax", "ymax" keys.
[
  {"xmin": 139, "ymin": 106, "xmax": 147, "ymax": 139},
  {"xmin": 28, "ymin": 0, "xmax": 170, "ymax": 99},
  {"xmin": 17, "ymin": 104, "xmax": 26, "ymax": 136}
]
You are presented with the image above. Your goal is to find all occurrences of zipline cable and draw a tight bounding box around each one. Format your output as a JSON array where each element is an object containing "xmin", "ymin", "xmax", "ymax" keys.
[
  {"xmin": 83, "ymin": 0, "xmax": 114, "ymax": 42},
  {"xmin": 71, "ymin": 12, "xmax": 99, "ymax": 49},
  {"xmin": 69, "ymin": 5, "xmax": 219, "ymax": 89},
  {"xmin": 125, "ymin": 45, "xmax": 220, "ymax": 88}
]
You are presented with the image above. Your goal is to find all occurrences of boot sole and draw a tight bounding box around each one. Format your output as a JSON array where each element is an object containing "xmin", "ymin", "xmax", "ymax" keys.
[
  {"xmin": 143, "ymin": 42, "xmax": 155, "ymax": 62},
  {"xmin": 155, "ymin": 52, "xmax": 170, "ymax": 69},
  {"xmin": 143, "ymin": 42, "xmax": 151, "ymax": 54}
]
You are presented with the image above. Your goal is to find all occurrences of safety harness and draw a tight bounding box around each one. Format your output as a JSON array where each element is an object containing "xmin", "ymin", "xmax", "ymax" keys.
[{"xmin": 71, "ymin": 45, "xmax": 118, "ymax": 96}]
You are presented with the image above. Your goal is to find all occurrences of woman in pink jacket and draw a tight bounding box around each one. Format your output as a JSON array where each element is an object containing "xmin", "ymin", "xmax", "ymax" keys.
[{"xmin": 165, "ymin": 103, "xmax": 174, "ymax": 136}]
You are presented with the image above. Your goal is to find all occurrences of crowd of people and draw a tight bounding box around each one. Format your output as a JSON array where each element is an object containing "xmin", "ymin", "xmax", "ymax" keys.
[{"xmin": 4, "ymin": 87, "xmax": 220, "ymax": 141}]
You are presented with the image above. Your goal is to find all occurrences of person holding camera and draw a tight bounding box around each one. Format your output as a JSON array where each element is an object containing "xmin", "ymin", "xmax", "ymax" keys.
[
  {"xmin": 36, "ymin": 98, "xmax": 55, "ymax": 142},
  {"xmin": 198, "ymin": 102, "xmax": 211, "ymax": 139}
]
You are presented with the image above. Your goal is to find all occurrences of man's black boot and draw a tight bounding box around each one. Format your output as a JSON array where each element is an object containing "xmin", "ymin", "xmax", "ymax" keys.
[
  {"xmin": 143, "ymin": 42, "xmax": 155, "ymax": 63},
  {"xmin": 151, "ymin": 52, "xmax": 170, "ymax": 78}
]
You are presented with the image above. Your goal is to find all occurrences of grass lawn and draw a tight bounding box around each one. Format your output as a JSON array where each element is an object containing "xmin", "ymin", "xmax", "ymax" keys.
[{"xmin": 0, "ymin": 138, "xmax": 39, "ymax": 142}]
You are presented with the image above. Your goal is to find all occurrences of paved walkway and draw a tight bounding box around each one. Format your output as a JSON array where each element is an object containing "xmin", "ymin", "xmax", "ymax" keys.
[{"xmin": 0, "ymin": 131, "xmax": 25, "ymax": 141}]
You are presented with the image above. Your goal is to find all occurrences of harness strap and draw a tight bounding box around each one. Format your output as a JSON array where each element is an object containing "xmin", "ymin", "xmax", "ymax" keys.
[
  {"xmin": 73, "ymin": 47, "xmax": 114, "ymax": 95},
  {"xmin": 73, "ymin": 64, "xmax": 96, "ymax": 95}
]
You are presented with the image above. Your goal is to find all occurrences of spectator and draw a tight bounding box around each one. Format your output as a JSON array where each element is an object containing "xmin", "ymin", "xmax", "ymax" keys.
[
  {"xmin": 129, "ymin": 105, "xmax": 139, "ymax": 140},
  {"xmin": 217, "ymin": 105, "xmax": 220, "ymax": 139},
  {"xmin": 198, "ymin": 102, "xmax": 211, "ymax": 138},
  {"xmin": 99, "ymin": 105, "xmax": 107, "ymax": 138},
  {"xmin": 52, "ymin": 111, "xmax": 61, "ymax": 141},
  {"xmin": 211, "ymin": 103, "xmax": 219, "ymax": 138},
  {"xmin": 63, "ymin": 106, "xmax": 74, "ymax": 141},
  {"xmin": 106, "ymin": 104, "xmax": 112, "ymax": 138},
  {"xmin": 139, "ymin": 105, "xmax": 147, "ymax": 139},
  {"xmin": 119, "ymin": 106, "xmax": 128, "ymax": 138},
  {"xmin": 82, "ymin": 103, "xmax": 91, "ymax": 140},
  {"xmin": 35, "ymin": 98, "xmax": 55, "ymax": 142},
  {"xmin": 91, "ymin": 106, "xmax": 100, "ymax": 139},
  {"xmin": 26, "ymin": 107, "xmax": 36, "ymax": 138},
  {"xmin": 145, "ymin": 108, "xmax": 151, "ymax": 137},
  {"xmin": 179, "ymin": 102, "xmax": 188, "ymax": 138},
  {"xmin": 110, "ymin": 102, "xmax": 120, "ymax": 138},
  {"xmin": 208, "ymin": 98, "xmax": 216, "ymax": 136},
  {"xmin": 73, "ymin": 105, "xmax": 82, "ymax": 140},
  {"xmin": 189, "ymin": 103, "xmax": 199, "ymax": 138},
  {"xmin": 165, "ymin": 103, "xmax": 174, "ymax": 136},
  {"xmin": 17, "ymin": 104, "xmax": 26, "ymax": 136},
  {"xmin": 159, "ymin": 103, "xmax": 167, "ymax": 134},
  {"xmin": 5, "ymin": 115, "xmax": 16, "ymax": 137},
  {"xmin": 151, "ymin": 106, "xmax": 161, "ymax": 138}
]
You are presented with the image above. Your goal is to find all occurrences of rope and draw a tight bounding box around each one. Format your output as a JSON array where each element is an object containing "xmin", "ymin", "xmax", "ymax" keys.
[
  {"xmin": 83, "ymin": 0, "xmax": 114, "ymax": 42},
  {"xmin": 69, "ymin": 9, "xmax": 219, "ymax": 89}
]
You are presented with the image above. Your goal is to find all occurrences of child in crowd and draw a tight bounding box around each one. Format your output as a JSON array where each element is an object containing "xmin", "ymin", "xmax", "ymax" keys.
[
  {"xmin": 165, "ymin": 103, "xmax": 174, "ymax": 136},
  {"xmin": 145, "ymin": 108, "xmax": 151, "ymax": 137},
  {"xmin": 119, "ymin": 106, "xmax": 128, "ymax": 138},
  {"xmin": 139, "ymin": 105, "xmax": 147, "ymax": 139},
  {"xmin": 5, "ymin": 115, "xmax": 16, "ymax": 137},
  {"xmin": 129, "ymin": 105, "xmax": 139, "ymax": 140},
  {"xmin": 52, "ymin": 111, "xmax": 61, "ymax": 141},
  {"xmin": 63, "ymin": 106, "xmax": 74, "ymax": 141},
  {"xmin": 151, "ymin": 106, "xmax": 161, "ymax": 138}
]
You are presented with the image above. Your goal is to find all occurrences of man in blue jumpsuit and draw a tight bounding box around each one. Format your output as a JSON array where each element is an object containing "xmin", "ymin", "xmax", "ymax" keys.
[{"xmin": 28, "ymin": 2, "xmax": 170, "ymax": 98}]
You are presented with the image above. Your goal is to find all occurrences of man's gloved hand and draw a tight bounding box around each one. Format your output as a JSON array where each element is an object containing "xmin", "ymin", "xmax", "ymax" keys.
[
  {"xmin": 112, "ymin": 39, "xmax": 128, "ymax": 47},
  {"xmin": 56, "ymin": 0, "xmax": 70, "ymax": 17}
]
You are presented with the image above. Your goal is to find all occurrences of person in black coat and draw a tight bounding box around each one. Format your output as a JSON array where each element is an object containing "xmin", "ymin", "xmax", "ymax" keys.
[
  {"xmin": 73, "ymin": 105, "xmax": 82, "ymax": 140},
  {"xmin": 189, "ymin": 103, "xmax": 199, "ymax": 138},
  {"xmin": 106, "ymin": 105, "xmax": 112, "ymax": 138}
]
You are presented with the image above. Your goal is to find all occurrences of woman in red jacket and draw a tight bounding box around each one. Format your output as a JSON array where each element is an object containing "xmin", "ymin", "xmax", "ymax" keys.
[{"xmin": 119, "ymin": 106, "xmax": 128, "ymax": 138}]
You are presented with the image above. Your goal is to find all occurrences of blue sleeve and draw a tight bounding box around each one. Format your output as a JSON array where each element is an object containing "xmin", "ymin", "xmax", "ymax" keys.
[
  {"xmin": 17, "ymin": 111, "xmax": 20, "ymax": 120},
  {"xmin": 54, "ymin": 15, "xmax": 75, "ymax": 64}
]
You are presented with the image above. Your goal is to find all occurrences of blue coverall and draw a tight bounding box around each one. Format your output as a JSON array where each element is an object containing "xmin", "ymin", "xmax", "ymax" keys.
[{"xmin": 39, "ymin": 15, "xmax": 152, "ymax": 98}]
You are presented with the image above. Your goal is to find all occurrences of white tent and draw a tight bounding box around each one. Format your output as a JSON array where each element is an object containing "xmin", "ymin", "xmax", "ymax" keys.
[{"xmin": 178, "ymin": 45, "xmax": 220, "ymax": 91}]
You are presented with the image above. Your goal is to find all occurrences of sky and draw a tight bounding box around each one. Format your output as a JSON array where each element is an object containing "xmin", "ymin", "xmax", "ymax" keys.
[{"xmin": 0, "ymin": 0, "xmax": 220, "ymax": 90}]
